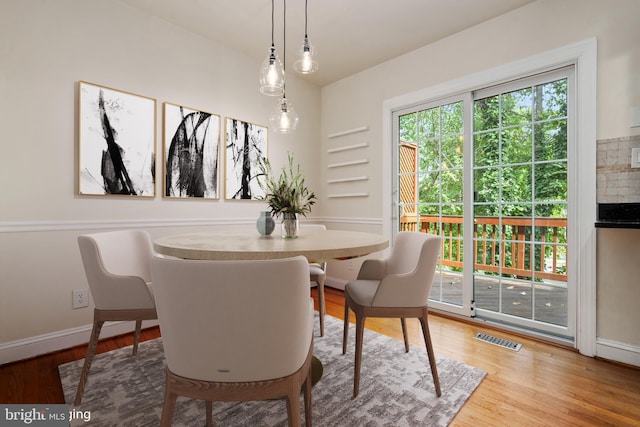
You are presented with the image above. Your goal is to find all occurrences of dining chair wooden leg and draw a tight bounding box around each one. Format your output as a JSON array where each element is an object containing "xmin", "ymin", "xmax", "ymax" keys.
[
  {"xmin": 74, "ymin": 318, "xmax": 104, "ymax": 405},
  {"xmin": 353, "ymin": 314, "xmax": 366, "ymax": 398},
  {"xmin": 160, "ymin": 374, "xmax": 178, "ymax": 427},
  {"xmin": 420, "ymin": 310, "xmax": 441, "ymax": 397},
  {"xmin": 205, "ymin": 401, "xmax": 212, "ymax": 427},
  {"xmin": 303, "ymin": 368, "xmax": 312, "ymax": 427},
  {"xmin": 400, "ymin": 317, "xmax": 410, "ymax": 352},
  {"xmin": 317, "ymin": 276, "xmax": 326, "ymax": 337},
  {"xmin": 342, "ymin": 301, "xmax": 350, "ymax": 354},
  {"xmin": 285, "ymin": 390, "xmax": 302, "ymax": 427},
  {"xmin": 132, "ymin": 320, "xmax": 142, "ymax": 356}
]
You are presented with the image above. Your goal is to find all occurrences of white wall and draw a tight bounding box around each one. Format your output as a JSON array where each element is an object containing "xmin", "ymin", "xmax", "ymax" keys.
[
  {"xmin": 320, "ymin": 0, "xmax": 640, "ymax": 365},
  {"xmin": 0, "ymin": 0, "xmax": 321, "ymax": 361}
]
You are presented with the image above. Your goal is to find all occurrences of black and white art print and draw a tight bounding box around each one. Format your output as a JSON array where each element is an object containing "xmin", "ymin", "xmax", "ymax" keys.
[
  {"xmin": 164, "ymin": 103, "xmax": 220, "ymax": 199},
  {"xmin": 224, "ymin": 118, "xmax": 267, "ymax": 200},
  {"xmin": 78, "ymin": 81, "xmax": 156, "ymax": 197}
]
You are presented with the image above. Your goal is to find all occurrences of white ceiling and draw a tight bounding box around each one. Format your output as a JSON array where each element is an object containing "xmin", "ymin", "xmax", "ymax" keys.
[{"xmin": 120, "ymin": 0, "xmax": 536, "ymax": 87}]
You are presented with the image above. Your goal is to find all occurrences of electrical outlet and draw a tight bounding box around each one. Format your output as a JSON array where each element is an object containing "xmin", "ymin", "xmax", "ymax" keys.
[
  {"xmin": 72, "ymin": 289, "xmax": 89, "ymax": 309},
  {"xmin": 347, "ymin": 259, "xmax": 354, "ymax": 270},
  {"xmin": 632, "ymin": 148, "xmax": 640, "ymax": 168}
]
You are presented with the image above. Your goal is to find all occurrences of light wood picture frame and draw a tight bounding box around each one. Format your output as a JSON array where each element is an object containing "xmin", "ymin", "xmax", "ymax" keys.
[
  {"xmin": 224, "ymin": 117, "xmax": 267, "ymax": 200},
  {"xmin": 78, "ymin": 81, "xmax": 156, "ymax": 197},
  {"xmin": 163, "ymin": 102, "xmax": 221, "ymax": 199}
]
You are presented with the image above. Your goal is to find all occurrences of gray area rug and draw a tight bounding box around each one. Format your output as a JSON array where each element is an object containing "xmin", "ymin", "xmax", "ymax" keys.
[{"xmin": 59, "ymin": 315, "xmax": 486, "ymax": 426}]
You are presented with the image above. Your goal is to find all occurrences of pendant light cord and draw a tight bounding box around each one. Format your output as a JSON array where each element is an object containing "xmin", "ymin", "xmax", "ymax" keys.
[
  {"xmin": 283, "ymin": 0, "xmax": 287, "ymax": 96},
  {"xmin": 304, "ymin": 0, "xmax": 308, "ymax": 38},
  {"xmin": 270, "ymin": 0, "xmax": 275, "ymax": 48},
  {"xmin": 283, "ymin": 0, "xmax": 286, "ymax": 68}
]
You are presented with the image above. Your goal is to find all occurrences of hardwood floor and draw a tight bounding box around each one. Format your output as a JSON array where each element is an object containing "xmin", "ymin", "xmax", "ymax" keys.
[{"xmin": 1, "ymin": 287, "xmax": 639, "ymax": 426}]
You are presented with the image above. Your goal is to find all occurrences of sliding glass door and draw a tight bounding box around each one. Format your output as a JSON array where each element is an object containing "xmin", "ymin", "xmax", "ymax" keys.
[
  {"xmin": 393, "ymin": 67, "xmax": 574, "ymax": 339},
  {"xmin": 472, "ymin": 68, "xmax": 570, "ymax": 338}
]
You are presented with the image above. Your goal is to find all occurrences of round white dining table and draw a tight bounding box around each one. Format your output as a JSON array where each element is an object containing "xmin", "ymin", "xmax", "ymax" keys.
[{"xmin": 154, "ymin": 228, "xmax": 389, "ymax": 262}]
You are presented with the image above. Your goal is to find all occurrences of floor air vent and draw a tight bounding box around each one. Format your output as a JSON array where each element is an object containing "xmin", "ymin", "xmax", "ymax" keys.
[{"xmin": 474, "ymin": 332, "xmax": 522, "ymax": 352}]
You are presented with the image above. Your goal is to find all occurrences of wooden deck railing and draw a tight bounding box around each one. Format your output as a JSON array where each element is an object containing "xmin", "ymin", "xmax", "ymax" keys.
[{"xmin": 400, "ymin": 215, "xmax": 567, "ymax": 281}]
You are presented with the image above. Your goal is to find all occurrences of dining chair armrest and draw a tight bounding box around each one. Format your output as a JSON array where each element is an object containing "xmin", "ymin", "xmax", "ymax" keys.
[
  {"xmin": 357, "ymin": 258, "xmax": 387, "ymax": 280},
  {"xmin": 91, "ymin": 274, "xmax": 155, "ymax": 311},
  {"xmin": 371, "ymin": 272, "xmax": 428, "ymax": 308}
]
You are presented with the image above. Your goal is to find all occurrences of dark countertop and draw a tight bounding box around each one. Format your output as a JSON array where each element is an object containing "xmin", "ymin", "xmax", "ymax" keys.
[{"xmin": 595, "ymin": 203, "xmax": 640, "ymax": 229}]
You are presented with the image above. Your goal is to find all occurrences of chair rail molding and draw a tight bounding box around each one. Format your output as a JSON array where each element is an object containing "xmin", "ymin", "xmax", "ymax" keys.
[
  {"xmin": 0, "ymin": 218, "xmax": 255, "ymax": 233},
  {"xmin": 0, "ymin": 216, "xmax": 384, "ymax": 233}
]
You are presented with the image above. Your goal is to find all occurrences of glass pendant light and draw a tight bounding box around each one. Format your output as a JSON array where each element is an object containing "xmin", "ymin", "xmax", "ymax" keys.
[
  {"xmin": 293, "ymin": 0, "xmax": 318, "ymax": 74},
  {"xmin": 259, "ymin": 0, "xmax": 284, "ymax": 96},
  {"xmin": 270, "ymin": 96, "xmax": 299, "ymax": 134},
  {"xmin": 271, "ymin": 0, "xmax": 299, "ymax": 134}
]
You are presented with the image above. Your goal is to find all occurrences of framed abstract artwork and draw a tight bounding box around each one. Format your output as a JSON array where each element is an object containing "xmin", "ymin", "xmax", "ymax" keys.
[
  {"xmin": 224, "ymin": 117, "xmax": 268, "ymax": 200},
  {"xmin": 78, "ymin": 81, "xmax": 156, "ymax": 197},
  {"xmin": 163, "ymin": 103, "xmax": 221, "ymax": 199}
]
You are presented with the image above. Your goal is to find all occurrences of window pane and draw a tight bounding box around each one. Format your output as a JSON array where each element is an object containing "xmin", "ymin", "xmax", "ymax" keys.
[
  {"xmin": 534, "ymin": 119, "xmax": 567, "ymax": 161},
  {"xmin": 474, "ymin": 96, "xmax": 499, "ymax": 131},
  {"xmin": 474, "ymin": 203, "xmax": 500, "ymax": 224},
  {"xmin": 534, "ymin": 282, "xmax": 567, "ymax": 326},
  {"xmin": 502, "ymin": 87, "xmax": 532, "ymax": 127},
  {"xmin": 442, "ymin": 135, "xmax": 463, "ymax": 169},
  {"xmin": 474, "ymin": 168, "xmax": 499, "ymax": 203},
  {"xmin": 534, "ymin": 163, "xmax": 567, "ymax": 202},
  {"xmin": 474, "ymin": 131, "xmax": 499, "ymax": 167},
  {"xmin": 502, "ymin": 126, "xmax": 532, "ymax": 165},
  {"xmin": 534, "ymin": 79, "xmax": 567, "ymax": 121},
  {"xmin": 502, "ymin": 279, "xmax": 532, "ymax": 319},
  {"xmin": 420, "ymin": 204, "xmax": 440, "ymax": 216},
  {"xmin": 399, "ymin": 113, "xmax": 417, "ymax": 142},
  {"xmin": 442, "ymin": 169, "xmax": 463, "ymax": 203},
  {"xmin": 502, "ymin": 165, "xmax": 532, "ymax": 202},
  {"xmin": 418, "ymin": 172, "xmax": 440, "ymax": 203},
  {"xmin": 419, "ymin": 140, "xmax": 440, "ymax": 172},
  {"xmin": 418, "ymin": 108, "xmax": 439, "ymax": 140},
  {"xmin": 442, "ymin": 203, "xmax": 463, "ymax": 217},
  {"xmin": 534, "ymin": 202, "xmax": 567, "ymax": 223},
  {"xmin": 442, "ymin": 102, "xmax": 463, "ymax": 135}
]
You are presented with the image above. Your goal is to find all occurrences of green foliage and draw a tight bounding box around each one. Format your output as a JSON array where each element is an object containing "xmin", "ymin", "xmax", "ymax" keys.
[{"xmin": 259, "ymin": 152, "xmax": 316, "ymax": 219}]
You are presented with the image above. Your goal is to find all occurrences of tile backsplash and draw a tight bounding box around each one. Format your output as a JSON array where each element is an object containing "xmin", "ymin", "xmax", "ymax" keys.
[{"xmin": 596, "ymin": 135, "xmax": 640, "ymax": 203}]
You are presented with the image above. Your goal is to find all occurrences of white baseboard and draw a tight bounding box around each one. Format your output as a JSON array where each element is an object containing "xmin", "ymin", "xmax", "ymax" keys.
[
  {"xmin": 596, "ymin": 338, "xmax": 640, "ymax": 367},
  {"xmin": 0, "ymin": 320, "xmax": 158, "ymax": 365}
]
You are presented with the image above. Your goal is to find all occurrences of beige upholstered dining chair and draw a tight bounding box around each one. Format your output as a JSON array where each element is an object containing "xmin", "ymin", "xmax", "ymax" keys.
[
  {"xmin": 151, "ymin": 255, "xmax": 314, "ymax": 427},
  {"xmin": 74, "ymin": 230, "xmax": 157, "ymax": 405},
  {"xmin": 300, "ymin": 223, "xmax": 327, "ymax": 336},
  {"xmin": 342, "ymin": 231, "xmax": 442, "ymax": 398}
]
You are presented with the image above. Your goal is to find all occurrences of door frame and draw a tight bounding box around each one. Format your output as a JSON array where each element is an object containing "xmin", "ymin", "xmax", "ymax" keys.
[{"xmin": 382, "ymin": 39, "xmax": 597, "ymax": 356}]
